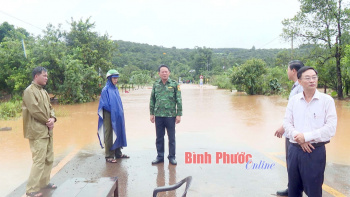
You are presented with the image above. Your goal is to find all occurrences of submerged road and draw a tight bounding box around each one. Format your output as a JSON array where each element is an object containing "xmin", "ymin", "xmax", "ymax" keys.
[{"xmin": 1, "ymin": 84, "xmax": 349, "ymax": 197}]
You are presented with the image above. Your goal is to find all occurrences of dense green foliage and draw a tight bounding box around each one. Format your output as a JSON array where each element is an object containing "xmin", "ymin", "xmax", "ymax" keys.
[
  {"xmin": 231, "ymin": 59, "xmax": 267, "ymax": 95},
  {"xmin": 0, "ymin": 18, "xmax": 117, "ymax": 104},
  {"xmin": 282, "ymin": 0, "xmax": 350, "ymax": 99},
  {"xmin": 1, "ymin": 1, "xmax": 350, "ymax": 109},
  {"xmin": 211, "ymin": 74, "xmax": 234, "ymax": 91}
]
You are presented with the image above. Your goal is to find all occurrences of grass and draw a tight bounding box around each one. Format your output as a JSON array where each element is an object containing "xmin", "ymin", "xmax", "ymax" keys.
[{"xmin": 0, "ymin": 100, "xmax": 22, "ymax": 120}]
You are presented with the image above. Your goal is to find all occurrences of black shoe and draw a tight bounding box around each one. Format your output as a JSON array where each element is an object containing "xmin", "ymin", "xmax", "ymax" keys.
[
  {"xmin": 276, "ymin": 188, "xmax": 288, "ymax": 196},
  {"xmin": 169, "ymin": 158, "xmax": 177, "ymax": 165},
  {"xmin": 152, "ymin": 158, "xmax": 164, "ymax": 164}
]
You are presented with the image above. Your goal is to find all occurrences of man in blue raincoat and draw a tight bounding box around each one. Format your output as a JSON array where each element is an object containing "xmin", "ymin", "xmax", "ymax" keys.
[{"xmin": 97, "ymin": 69, "xmax": 128, "ymax": 163}]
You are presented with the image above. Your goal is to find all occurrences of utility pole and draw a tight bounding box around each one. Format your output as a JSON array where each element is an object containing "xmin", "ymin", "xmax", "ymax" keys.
[{"xmin": 291, "ymin": 33, "xmax": 294, "ymax": 60}]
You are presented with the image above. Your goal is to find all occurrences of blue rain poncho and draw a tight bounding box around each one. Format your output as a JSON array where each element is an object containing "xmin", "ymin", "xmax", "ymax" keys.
[{"xmin": 97, "ymin": 78, "xmax": 127, "ymax": 150}]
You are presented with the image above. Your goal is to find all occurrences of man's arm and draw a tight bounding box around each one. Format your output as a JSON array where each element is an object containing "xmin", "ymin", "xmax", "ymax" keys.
[
  {"xmin": 150, "ymin": 84, "xmax": 156, "ymax": 123},
  {"xmin": 274, "ymin": 126, "xmax": 285, "ymax": 138},
  {"xmin": 283, "ymin": 97, "xmax": 299, "ymax": 140},
  {"xmin": 175, "ymin": 84, "xmax": 182, "ymax": 117}
]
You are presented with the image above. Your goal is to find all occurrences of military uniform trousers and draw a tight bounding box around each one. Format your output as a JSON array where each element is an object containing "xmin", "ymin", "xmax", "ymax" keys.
[
  {"xmin": 26, "ymin": 137, "xmax": 54, "ymax": 193},
  {"xmin": 103, "ymin": 110, "xmax": 122, "ymax": 158},
  {"xmin": 155, "ymin": 117, "xmax": 176, "ymax": 160}
]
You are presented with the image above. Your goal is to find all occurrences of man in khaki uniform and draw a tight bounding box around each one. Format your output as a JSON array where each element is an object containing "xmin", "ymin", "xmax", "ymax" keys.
[{"xmin": 23, "ymin": 67, "xmax": 57, "ymax": 197}]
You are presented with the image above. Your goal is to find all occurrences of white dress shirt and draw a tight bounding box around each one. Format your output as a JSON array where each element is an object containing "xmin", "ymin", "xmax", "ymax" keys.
[
  {"xmin": 283, "ymin": 90, "xmax": 337, "ymax": 143},
  {"xmin": 289, "ymin": 81, "xmax": 303, "ymax": 99}
]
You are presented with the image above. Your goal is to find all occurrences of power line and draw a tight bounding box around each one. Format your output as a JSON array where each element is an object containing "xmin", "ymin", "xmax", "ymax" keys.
[
  {"xmin": 258, "ymin": 36, "xmax": 280, "ymax": 49},
  {"xmin": 0, "ymin": 9, "xmax": 44, "ymax": 31}
]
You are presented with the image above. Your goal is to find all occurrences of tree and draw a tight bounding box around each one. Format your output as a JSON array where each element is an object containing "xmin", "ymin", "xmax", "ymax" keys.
[
  {"xmin": 191, "ymin": 47, "xmax": 213, "ymax": 75},
  {"xmin": 171, "ymin": 63, "xmax": 191, "ymax": 80},
  {"xmin": 130, "ymin": 70, "xmax": 152, "ymax": 88},
  {"xmin": 57, "ymin": 18, "xmax": 117, "ymax": 103},
  {"xmin": 275, "ymin": 50, "xmax": 293, "ymax": 66},
  {"xmin": 231, "ymin": 59, "xmax": 267, "ymax": 95},
  {"xmin": 65, "ymin": 17, "xmax": 117, "ymax": 74},
  {"xmin": 118, "ymin": 65, "xmax": 140, "ymax": 84},
  {"xmin": 341, "ymin": 45, "xmax": 350, "ymax": 96},
  {"xmin": 59, "ymin": 59, "xmax": 99, "ymax": 104},
  {"xmin": 282, "ymin": 0, "xmax": 350, "ymax": 99},
  {"xmin": 0, "ymin": 22, "xmax": 15, "ymax": 42},
  {"xmin": 31, "ymin": 24, "xmax": 67, "ymax": 96},
  {"xmin": 0, "ymin": 29, "xmax": 32, "ymax": 96}
]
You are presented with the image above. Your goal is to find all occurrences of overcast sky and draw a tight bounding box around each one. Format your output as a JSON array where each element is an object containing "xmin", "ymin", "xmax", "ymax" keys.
[{"xmin": 1, "ymin": 0, "xmax": 301, "ymax": 49}]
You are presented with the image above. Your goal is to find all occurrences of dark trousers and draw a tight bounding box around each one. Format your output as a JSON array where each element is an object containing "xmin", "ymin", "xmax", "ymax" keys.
[
  {"xmin": 155, "ymin": 117, "xmax": 176, "ymax": 160},
  {"xmin": 288, "ymin": 144, "xmax": 326, "ymax": 197},
  {"xmin": 285, "ymin": 137, "xmax": 290, "ymax": 187}
]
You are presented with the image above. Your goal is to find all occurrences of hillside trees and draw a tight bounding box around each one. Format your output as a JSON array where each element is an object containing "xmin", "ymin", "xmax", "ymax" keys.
[
  {"xmin": 130, "ymin": 70, "xmax": 152, "ymax": 88},
  {"xmin": 3, "ymin": 11, "xmax": 349, "ymax": 102},
  {"xmin": 191, "ymin": 47, "xmax": 213, "ymax": 79}
]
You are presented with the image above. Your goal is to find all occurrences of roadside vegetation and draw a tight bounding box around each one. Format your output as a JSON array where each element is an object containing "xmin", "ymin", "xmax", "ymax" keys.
[{"xmin": 0, "ymin": 100, "xmax": 22, "ymax": 120}]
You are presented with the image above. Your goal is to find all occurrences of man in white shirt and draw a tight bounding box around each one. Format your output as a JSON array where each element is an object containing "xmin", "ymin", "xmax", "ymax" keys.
[
  {"xmin": 283, "ymin": 66, "xmax": 337, "ymax": 197},
  {"xmin": 275, "ymin": 60, "xmax": 304, "ymax": 196}
]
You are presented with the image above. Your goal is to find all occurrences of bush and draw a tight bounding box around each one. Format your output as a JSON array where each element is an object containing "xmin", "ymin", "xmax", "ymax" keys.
[
  {"xmin": 59, "ymin": 60, "xmax": 100, "ymax": 104},
  {"xmin": 264, "ymin": 66, "xmax": 288, "ymax": 95},
  {"xmin": 0, "ymin": 100, "xmax": 22, "ymax": 120},
  {"xmin": 211, "ymin": 75, "xmax": 233, "ymax": 90},
  {"xmin": 231, "ymin": 59, "xmax": 267, "ymax": 95}
]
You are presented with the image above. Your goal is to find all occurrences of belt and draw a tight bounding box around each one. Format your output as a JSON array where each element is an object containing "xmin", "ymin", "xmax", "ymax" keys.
[{"xmin": 291, "ymin": 141, "xmax": 330, "ymax": 149}]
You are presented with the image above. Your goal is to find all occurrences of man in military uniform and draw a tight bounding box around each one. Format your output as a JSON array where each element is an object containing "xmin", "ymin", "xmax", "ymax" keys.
[
  {"xmin": 23, "ymin": 67, "xmax": 57, "ymax": 197},
  {"xmin": 150, "ymin": 64, "xmax": 182, "ymax": 165}
]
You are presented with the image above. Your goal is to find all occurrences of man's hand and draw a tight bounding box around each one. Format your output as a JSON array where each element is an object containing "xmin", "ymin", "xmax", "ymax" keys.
[
  {"xmin": 46, "ymin": 118, "xmax": 55, "ymax": 130},
  {"xmin": 300, "ymin": 142, "xmax": 315, "ymax": 153},
  {"xmin": 150, "ymin": 115, "xmax": 155, "ymax": 123},
  {"xmin": 274, "ymin": 126, "xmax": 285, "ymax": 138},
  {"xmin": 294, "ymin": 133, "xmax": 305, "ymax": 144},
  {"xmin": 176, "ymin": 116, "xmax": 181, "ymax": 124}
]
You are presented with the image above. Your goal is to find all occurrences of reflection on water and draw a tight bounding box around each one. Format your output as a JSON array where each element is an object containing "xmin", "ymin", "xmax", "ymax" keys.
[
  {"xmin": 1, "ymin": 84, "xmax": 350, "ymax": 196},
  {"xmin": 155, "ymin": 164, "xmax": 177, "ymax": 197}
]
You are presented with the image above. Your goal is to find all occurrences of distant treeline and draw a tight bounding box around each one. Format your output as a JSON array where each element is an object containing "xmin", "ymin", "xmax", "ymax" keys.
[
  {"xmin": 1, "ymin": 0, "xmax": 350, "ymax": 105},
  {"xmin": 0, "ymin": 18, "xmax": 296, "ymax": 104}
]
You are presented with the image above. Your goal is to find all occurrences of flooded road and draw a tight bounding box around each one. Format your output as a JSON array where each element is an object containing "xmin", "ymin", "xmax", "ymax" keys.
[{"xmin": 1, "ymin": 84, "xmax": 349, "ymax": 196}]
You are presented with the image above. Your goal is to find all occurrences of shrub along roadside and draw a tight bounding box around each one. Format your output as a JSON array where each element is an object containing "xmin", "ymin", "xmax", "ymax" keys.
[
  {"xmin": 0, "ymin": 100, "xmax": 22, "ymax": 120},
  {"xmin": 211, "ymin": 74, "xmax": 234, "ymax": 90}
]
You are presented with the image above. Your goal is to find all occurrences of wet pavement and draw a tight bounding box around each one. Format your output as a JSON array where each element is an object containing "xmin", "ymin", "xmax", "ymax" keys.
[{"xmin": 1, "ymin": 84, "xmax": 350, "ymax": 197}]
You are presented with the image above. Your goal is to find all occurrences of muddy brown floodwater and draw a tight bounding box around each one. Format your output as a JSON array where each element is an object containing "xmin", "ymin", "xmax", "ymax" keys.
[{"xmin": 0, "ymin": 84, "xmax": 349, "ymax": 196}]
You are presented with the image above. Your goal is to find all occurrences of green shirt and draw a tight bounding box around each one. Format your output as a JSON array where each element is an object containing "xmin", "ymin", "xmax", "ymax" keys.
[{"xmin": 150, "ymin": 78, "xmax": 182, "ymax": 117}]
